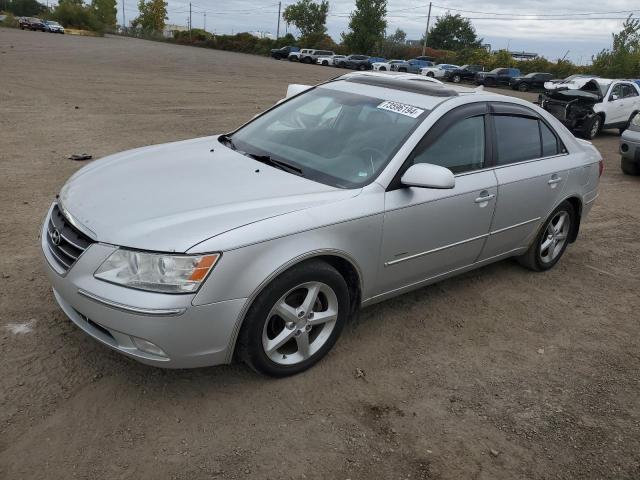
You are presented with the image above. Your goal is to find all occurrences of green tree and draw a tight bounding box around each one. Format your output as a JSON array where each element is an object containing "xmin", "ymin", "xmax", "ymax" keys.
[
  {"xmin": 4, "ymin": 0, "xmax": 47, "ymax": 17},
  {"xmin": 426, "ymin": 12, "xmax": 482, "ymax": 51},
  {"xmin": 92, "ymin": 0, "xmax": 116, "ymax": 28},
  {"xmin": 282, "ymin": 0, "xmax": 328, "ymax": 38},
  {"xmin": 387, "ymin": 27, "xmax": 406, "ymax": 44},
  {"xmin": 133, "ymin": 0, "xmax": 167, "ymax": 31},
  {"xmin": 52, "ymin": 0, "xmax": 102, "ymax": 31},
  {"xmin": 341, "ymin": 0, "xmax": 387, "ymax": 54},
  {"xmin": 592, "ymin": 15, "xmax": 640, "ymax": 78}
]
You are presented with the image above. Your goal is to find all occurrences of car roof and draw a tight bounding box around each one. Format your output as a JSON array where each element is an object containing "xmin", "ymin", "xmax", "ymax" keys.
[{"xmin": 321, "ymin": 72, "xmax": 478, "ymax": 110}]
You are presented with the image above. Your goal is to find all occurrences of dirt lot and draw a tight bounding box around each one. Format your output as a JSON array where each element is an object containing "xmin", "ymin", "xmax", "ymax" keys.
[{"xmin": 1, "ymin": 28, "xmax": 639, "ymax": 480}]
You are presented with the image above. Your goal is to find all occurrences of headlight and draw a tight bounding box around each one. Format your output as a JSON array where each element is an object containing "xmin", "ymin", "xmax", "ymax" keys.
[
  {"xmin": 94, "ymin": 249, "xmax": 220, "ymax": 293},
  {"xmin": 632, "ymin": 113, "xmax": 640, "ymax": 127}
]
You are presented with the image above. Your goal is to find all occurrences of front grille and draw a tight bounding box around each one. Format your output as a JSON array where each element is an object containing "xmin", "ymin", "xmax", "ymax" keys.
[
  {"xmin": 46, "ymin": 204, "xmax": 94, "ymax": 272},
  {"xmin": 545, "ymin": 102, "xmax": 568, "ymax": 121}
]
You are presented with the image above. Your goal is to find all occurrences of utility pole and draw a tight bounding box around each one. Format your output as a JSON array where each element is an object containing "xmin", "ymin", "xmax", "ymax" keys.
[
  {"xmin": 122, "ymin": 0, "xmax": 126, "ymax": 28},
  {"xmin": 421, "ymin": 1, "xmax": 432, "ymax": 57},
  {"xmin": 276, "ymin": 1, "xmax": 281, "ymax": 39},
  {"xmin": 189, "ymin": 2, "xmax": 192, "ymax": 41},
  {"xmin": 204, "ymin": 12, "xmax": 206, "ymax": 32}
]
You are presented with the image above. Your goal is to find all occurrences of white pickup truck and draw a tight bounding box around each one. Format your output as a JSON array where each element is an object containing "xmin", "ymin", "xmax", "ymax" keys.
[{"xmin": 541, "ymin": 78, "xmax": 640, "ymax": 139}]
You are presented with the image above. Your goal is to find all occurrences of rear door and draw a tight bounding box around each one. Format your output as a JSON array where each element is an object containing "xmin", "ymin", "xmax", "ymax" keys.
[
  {"xmin": 378, "ymin": 103, "xmax": 497, "ymax": 294},
  {"xmin": 478, "ymin": 103, "xmax": 571, "ymax": 260}
]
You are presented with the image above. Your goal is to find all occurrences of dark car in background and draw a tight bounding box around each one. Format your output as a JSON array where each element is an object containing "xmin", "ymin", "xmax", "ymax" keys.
[
  {"xmin": 443, "ymin": 64, "xmax": 484, "ymax": 83},
  {"xmin": 509, "ymin": 72, "xmax": 553, "ymax": 92},
  {"xmin": 344, "ymin": 55, "xmax": 371, "ymax": 70},
  {"xmin": 270, "ymin": 46, "xmax": 299, "ymax": 60},
  {"xmin": 390, "ymin": 59, "xmax": 434, "ymax": 74},
  {"xmin": 19, "ymin": 17, "xmax": 47, "ymax": 31},
  {"xmin": 475, "ymin": 68, "xmax": 522, "ymax": 87}
]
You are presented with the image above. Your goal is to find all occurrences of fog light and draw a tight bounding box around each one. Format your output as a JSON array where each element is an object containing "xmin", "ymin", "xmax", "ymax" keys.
[
  {"xmin": 621, "ymin": 143, "xmax": 629, "ymax": 153},
  {"xmin": 131, "ymin": 336, "xmax": 167, "ymax": 357}
]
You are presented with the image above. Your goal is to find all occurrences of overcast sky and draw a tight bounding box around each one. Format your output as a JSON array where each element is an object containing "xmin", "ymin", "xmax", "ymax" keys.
[{"xmin": 116, "ymin": 0, "xmax": 638, "ymax": 63}]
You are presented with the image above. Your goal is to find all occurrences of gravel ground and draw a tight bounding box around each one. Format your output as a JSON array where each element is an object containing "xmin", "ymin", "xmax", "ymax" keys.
[{"xmin": 1, "ymin": 28, "xmax": 639, "ymax": 480}]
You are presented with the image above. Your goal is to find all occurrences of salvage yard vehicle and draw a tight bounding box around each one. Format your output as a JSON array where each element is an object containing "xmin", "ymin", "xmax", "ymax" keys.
[
  {"xmin": 619, "ymin": 112, "xmax": 640, "ymax": 175},
  {"xmin": 41, "ymin": 72, "xmax": 602, "ymax": 377},
  {"xmin": 317, "ymin": 54, "xmax": 345, "ymax": 66},
  {"xmin": 344, "ymin": 54, "xmax": 371, "ymax": 70},
  {"xmin": 391, "ymin": 59, "xmax": 435, "ymax": 74},
  {"xmin": 288, "ymin": 48, "xmax": 314, "ymax": 62},
  {"xmin": 541, "ymin": 78, "xmax": 640, "ymax": 139},
  {"xmin": 372, "ymin": 59, "xmax": 404, "ymax": 71},
  {"xmin": 475, "ymin": 68, "xmax": 522, "ymax": 87},
  {"xmin": 271, "ymin": 45, "xmax": 299, "ymax": 60},
  {"xmin": 19, "ymin": 16, "xmax": 46, "ymax": 31},
  {"xmin": 307, "ymin": 50, "xmax": 335, "ymax": 64},
  {"xmin": 44, "ymin": 20, "xmax": 65, "ymax": 33},
  {"xmin": 544, "ymin": 74, "xmax": 599, "ymax": 92},
  {"xmin": 444, "ymin": 64, "xmax": 484, "ymax": 83},
  {"xmin": 509, "ymin": 72, "xmax": 552, "ymax": 92},
  {"xmin": 421, "ymin": 64, "xmax": 459, "ymax": 78}
]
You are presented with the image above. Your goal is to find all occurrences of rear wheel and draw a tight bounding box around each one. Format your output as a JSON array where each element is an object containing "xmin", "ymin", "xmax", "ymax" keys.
[
  {"xmin": 238, "ymin": 260, "xmax": 350, "ymax": 377},
  {"xmin": 426, "ymin": 71, "xmax": 435, "ymax": 78},
  {"xmin": 358, "ymin": 64, "xmax": 366, "ymax": 71},
  {"xmin": 379, "ymin": 66, "xmax": 386, "ymax": 71},
  {"xmin": 517, "ymin": 201, "xmax": 575, "ymax": 272},
  {"xmin": 518, "ymin": 83, "xmax": 529, "ymax": 92},
  {"xmin": 484, "ymin": 78, "xmax": 495, "ymax": 87},
  {"xmin": 621, "ymin": 158, "xmax": 640, "ymax": 175},
  {"xmin": 398, "ymin": 67, "xmax": 407, "ymax": 73},
  {"xmin": 452, "ymin": 74, "xmax": 461, "ymax": 83}
]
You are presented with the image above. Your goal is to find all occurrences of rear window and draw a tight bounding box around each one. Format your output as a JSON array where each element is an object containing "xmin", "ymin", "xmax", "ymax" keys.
[{"xmin": 494, "ymin": 116, "xmax": 541, "ymax": 164}]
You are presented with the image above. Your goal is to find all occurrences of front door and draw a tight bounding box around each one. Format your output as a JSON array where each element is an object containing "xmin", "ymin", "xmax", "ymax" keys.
[{"xmin": 377, "ymin": 106, "xmax": 497, "ymax": 296}]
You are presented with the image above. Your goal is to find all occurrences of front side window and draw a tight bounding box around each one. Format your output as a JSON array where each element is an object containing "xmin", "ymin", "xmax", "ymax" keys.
[
  {"xmin": 230, "ymin": 88, "xmax": 428, "ymax": 188},
  {"xmin": 622, "ymin": 84, "xmax": 638, "ymax": 98},
  {"xmin": 411, "ymin": 116, "xmax": 485, "ymax": 174},
  {"xmin": 494, "ymin": 115, "xmax": 541, "ymax": 165}
]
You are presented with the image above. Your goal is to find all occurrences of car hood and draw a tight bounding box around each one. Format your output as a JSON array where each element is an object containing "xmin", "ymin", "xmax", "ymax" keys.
[{"xmin": 59, "ymin": 136, "xmax": 358, "ymax": 252}]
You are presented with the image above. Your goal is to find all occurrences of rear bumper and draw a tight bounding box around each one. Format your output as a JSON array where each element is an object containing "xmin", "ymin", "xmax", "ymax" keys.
[{"xmin": 40, "ymin": 209, "xmax": 247, "ymax": 369}]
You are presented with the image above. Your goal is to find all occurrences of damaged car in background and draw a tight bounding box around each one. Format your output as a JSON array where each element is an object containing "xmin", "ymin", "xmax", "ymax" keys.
[{"xmin": 540, "ymin": 78, "xmax": 640, "ymax": 139}]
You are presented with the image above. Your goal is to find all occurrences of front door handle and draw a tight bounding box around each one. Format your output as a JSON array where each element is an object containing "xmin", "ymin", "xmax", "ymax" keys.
[
  {"xmin": 474, "ymin": 192, "xmax": 495, "ymax": 204},
  {"xmin": 548, "ymin": 175, "xmax": 563, "ymax": 186}
]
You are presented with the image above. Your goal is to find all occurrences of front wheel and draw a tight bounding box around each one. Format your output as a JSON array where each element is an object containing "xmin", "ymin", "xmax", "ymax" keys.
[
  {"xmin": 452, "ymin": 74, "xmax": 461, "ymax": 83},
  {"xmin": 518, "ymin": 83, "xmax": 529, "ymax": 92},
  {"xmin": 426, "ymin": 71, "xmax": 434, "ymax": 78},
  {"xmin": 582, "ymin": 115, "xmax": 602, "ymax": 139},
  {"xmin": 237, "ymin": 260, "xmax": 350, "ymax": 377},
  {"xmin": 379, "ymin": 66, "xmax": 386, "ymax": 71},
  {"xmin": 517, "ymin": 201, "xmax": 575, "ymax": 271}
]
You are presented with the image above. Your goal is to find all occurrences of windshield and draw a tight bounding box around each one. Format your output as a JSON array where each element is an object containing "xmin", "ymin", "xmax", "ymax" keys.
[
  {"xmin": 489, "ymin": 68, "xmax": 502, "ymax": 74},
  {"xmin": 229, "ymin": 87, "xmax": 428, "ymax": 188}
]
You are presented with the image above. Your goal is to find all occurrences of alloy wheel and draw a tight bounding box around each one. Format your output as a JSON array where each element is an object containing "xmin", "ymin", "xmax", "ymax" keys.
[
  {"xmin": 262, "ymin": 282, "xmax": 339, "ymax": 366},
  {"xmin": 539, "ymin": 211, "xmax": 570, "ymax": 264}
]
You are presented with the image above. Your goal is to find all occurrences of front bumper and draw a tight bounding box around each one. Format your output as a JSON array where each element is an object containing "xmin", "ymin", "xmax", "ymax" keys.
[
  {"xmin": 620, "ymin": 128, "xmax": 640, "ymax": 162},
  {"xmin": 40, "ymin": 207, "xmax": 247, "ymax": 368}
]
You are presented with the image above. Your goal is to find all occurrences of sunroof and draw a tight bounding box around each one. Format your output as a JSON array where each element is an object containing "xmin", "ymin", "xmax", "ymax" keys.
[{"xmin": 343, "ymin": 74, "xmax": 459, "ymax": 97}]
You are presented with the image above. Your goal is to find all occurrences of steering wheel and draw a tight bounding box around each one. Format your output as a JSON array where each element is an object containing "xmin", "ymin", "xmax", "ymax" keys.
[{"xmin": 356, "ymin": 147, "xmax": 387, "ymax": 177}]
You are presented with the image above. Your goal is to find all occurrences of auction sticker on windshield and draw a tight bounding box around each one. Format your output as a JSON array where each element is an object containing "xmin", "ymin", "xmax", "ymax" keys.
[{"xmin": 377, "ymin": 101, "xmax": 424, "ymax": 118}]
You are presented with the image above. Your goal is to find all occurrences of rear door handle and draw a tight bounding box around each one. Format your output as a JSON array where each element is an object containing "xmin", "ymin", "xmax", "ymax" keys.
[
  {"xmin": 548, "ymin": 175, "xmax": 563, "ymax": 185},
  {"xmin": 474, "ymin": 192, "xmax": 495, "ymax": 204}
]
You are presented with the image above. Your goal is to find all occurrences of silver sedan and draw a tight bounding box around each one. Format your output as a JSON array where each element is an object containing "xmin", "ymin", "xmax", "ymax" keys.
[{"xmin": 41, "ymin": 72, "xmax": 602, "ymax": 376}]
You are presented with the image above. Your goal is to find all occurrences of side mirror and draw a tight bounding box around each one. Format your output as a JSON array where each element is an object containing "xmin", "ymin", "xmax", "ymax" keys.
[
  {"xmin": 286, "ymin": 84, "xmax": 312, "ymax": 98},
  {"xmin": 610, "ymin": 93, "xmax": 619, "ymax": 101},
  {"xmin": 401, "ymin": 163, "xmax": 455, "ymax": 189}
]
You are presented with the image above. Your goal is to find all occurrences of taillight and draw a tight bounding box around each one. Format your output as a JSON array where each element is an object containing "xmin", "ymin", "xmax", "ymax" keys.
[{"xmin": 599, "ymin": 159, "xmax": 604, "ymax": 177}]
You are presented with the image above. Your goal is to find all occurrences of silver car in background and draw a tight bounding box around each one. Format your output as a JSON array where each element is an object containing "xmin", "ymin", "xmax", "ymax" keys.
[
  {"xmin": 41, "ymin": 72, "xmax": 602, "ymax": 376},
  {"xmin": 620, "ymin": 112, "xmax": 640, "ymax": 175}
]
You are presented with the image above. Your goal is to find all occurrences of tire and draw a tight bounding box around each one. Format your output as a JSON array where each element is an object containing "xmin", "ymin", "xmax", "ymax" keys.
[
  {"xmin": 621, "ymin": 157, "xmax": 640, "ymax": 175},
  {"xmin": 237, "ymin": 260, "xmax": 350, "ymax": 377},
  {"xmin": 582, "ymin": 115, "xmax": 602, "ymax": 139},
  {"xmin": 518, "ymin": 83, "xmax": 529, "ymax": 92},
  {"xmin": 398, "ymin": 68, "xmax": 407, "ymax": 73},
  {"xmin": 379, "ymin": 66, "xmax": 386, "ymax": 71},
  {"xmin": 517, "ymin": 201, "xmax": 575, "ymax": 272},
  {"xmin": 426, "ymin": 71, "xmax": 434, "ymax": 78},
  {"xmin": 484, "ymin": 78, "xmax": 495, "ymax": 87},
  {"xmin": 452, "ymin": 74, "xmax": 461, "ymax": 83},
  {"xmin": 322, "ymin": 60, "xmax": 328, "ymax": 66},
  {"xmin": 289, "ymin": 56, "xmax": 295, "ymax": 62},
  {"xmin": 358, "ymin": 64, "xmax": 366, "ymax": 71}
]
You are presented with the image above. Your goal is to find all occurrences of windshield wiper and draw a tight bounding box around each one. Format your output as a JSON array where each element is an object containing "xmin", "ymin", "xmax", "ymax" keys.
[
  {"xmin": 218, "ymin": 134, "xmax": 237, "ymax": 150},
  {"xmin": 247, "ymin": 153, "xmax": 304, "ymax": 176}
]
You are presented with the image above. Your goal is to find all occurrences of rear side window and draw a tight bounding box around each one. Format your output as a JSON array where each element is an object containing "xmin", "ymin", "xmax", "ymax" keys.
[
  {"xmin": 412, "ymin": 116, "xmax": 485, "ymax": 174},
  {"xmin": 540, "ymin": 121, "xmax": 559, "ymax": 157},
  {"xmin": 494, "ymin": 115, "xmax": 540, "ymax": 165}
]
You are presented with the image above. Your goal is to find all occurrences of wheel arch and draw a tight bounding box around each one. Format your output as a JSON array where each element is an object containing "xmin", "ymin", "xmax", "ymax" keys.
[
  {"xmin": 227, "ymin": 250, "xmax": 363, "ymax": 362},
  {"xmin": 564, "ymin": 195, "xmax": 583, "ymax": 243}
]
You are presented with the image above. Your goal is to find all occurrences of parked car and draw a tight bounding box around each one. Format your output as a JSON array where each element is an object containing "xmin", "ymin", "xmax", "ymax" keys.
[
  {"xmin": 619, "ymin": 112, "xmax": 640, "ymax": 175},
  {"xmin": 391, "ymin": 59, "xmax": 435, "ymax": 74},
  {"xmin": 19, "ymin": 17, "xmax": 47, "ymax": 31},
  {"xmin": 344, "ymin": 54, "xmax": 371, "ymax": 70},
  {"xmin": 271, "ymin": 46, "xmax": 299, "ymax": 60},
  {"xmin": 44, "ymin": 20, "xmax": 65, "ymax": 33},
  {"xmin": 475, "ymin": 68, "xmax": 522, "ymax": 87},
  {"xmin": 316, "ymin": 55, "xmax": 340, "ymax": 66},
  {"xmin": 443, "ymin": 64, "xmax": 484, "ymax": 83},
  {"xmin": 541, "ymin": 78, "xmax": 640, "ymax": 139},
  {"xmin": 288, "ymin": 48, "xmax": 315, "ymax": 62},
  {"xmin": 372, "ymin": 59, "xmax": 404, "ymax": 71},
  {"xmin": 544, "ymin": 74, "xmax": 599, "ymax": 92},
  {"xmin": 420, "ymin": 64, "xmax": 459, "ymax": 78},
  {"xmin": 307, "ymin": 50, "xmax": 335, "ymax": 64},
  {"xmin": 509, "ymin": 72, "xmax": 553, "ymax": 92},
  {"xmin": 41, "ymin": 71, "xmax": 601, "ymax": 376}
]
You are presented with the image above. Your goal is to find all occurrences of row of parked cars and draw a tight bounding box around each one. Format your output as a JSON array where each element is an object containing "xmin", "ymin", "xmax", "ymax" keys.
[{"xmin": 18, "ymin": 17, "xmax": 65, "ymax": 33}]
